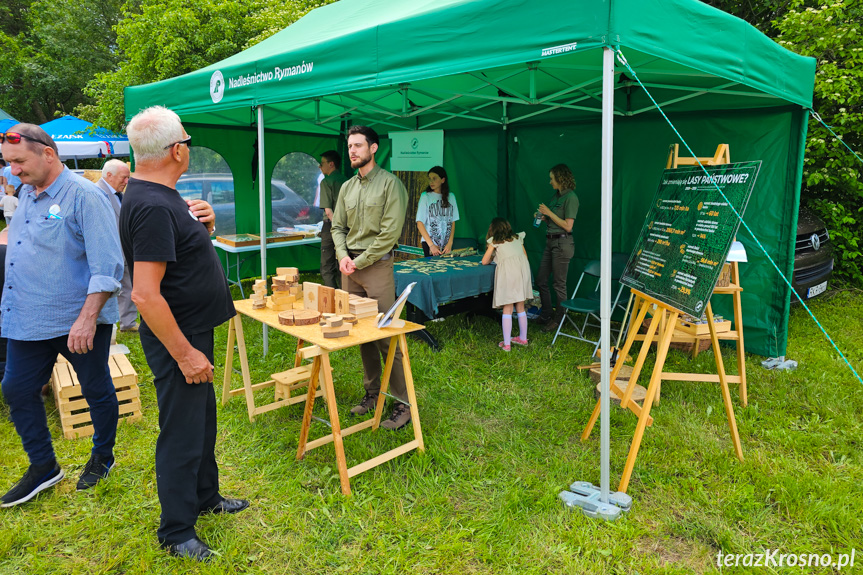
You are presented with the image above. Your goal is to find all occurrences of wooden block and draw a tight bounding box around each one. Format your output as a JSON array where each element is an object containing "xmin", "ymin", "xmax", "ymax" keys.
[
  {"xmin": 323, "ymin": 329, "xmax": 350, "ymax": 338},
  {"xmin": 268, "ymin": 299, "xmax": 293, "ymax": 311},
  {"xmin": 289, "ymin": 286, "xmax": 300, "ymax": 295},
  {"xmin": 252, "ymin": 301, "xmax": 266, "ymax": 310},
  {"xmin": 278, "ymin": 309, "xmax": 321, "ymax": 326},
  {"xmin": 272, "ymin": 276, "xmax": 287, "ymax": 286},
  {"xmin": 341, "ymin": 314, "xmax": 358, "ymax": 324},
  {"xmin": 277, "ymin": 267, "xmax": 299, "ymax": 277},
  {"xmin": 334, "ymin": 289, "xmax": 349, "ymax": 315},
  {"xmin": 353, "ymin": 309, "xmax": 379, "ymax": 319},
  {"xmin": 303, "ymin": 282, "xmax": 320, "ymax": 310},
  {"xmin": 254, "ymin": 279, "xmax": 266, "ymax": 289},
  {"xmin": 318, "ymin": 286, "xmax": 335, "ymax": 313},
  {"xmin": 271, "ymin": 291, "xmax": 295, "ymax": 303},
  {"xmin": 320, "ymin": 317, "xmax": 343, "ymax": 328}
]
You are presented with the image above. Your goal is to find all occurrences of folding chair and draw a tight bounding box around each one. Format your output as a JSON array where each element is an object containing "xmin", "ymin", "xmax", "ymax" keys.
[{"xmin": 551, "ymin": 253, "xmax": 630, "ymax": 354}]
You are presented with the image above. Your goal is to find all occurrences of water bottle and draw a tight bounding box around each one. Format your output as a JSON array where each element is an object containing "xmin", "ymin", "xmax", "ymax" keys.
[{"xmin": 533, "ymin": 212, "xmax": 543, "ymax": 227}]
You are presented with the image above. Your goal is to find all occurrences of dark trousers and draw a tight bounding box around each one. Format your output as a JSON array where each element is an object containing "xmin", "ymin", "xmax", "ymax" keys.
[
  {"xmin": 140, "ymin": 328, "xmax": 221, "ymax": 546},
  {"xmin": 2, "ymin": 324, "xmax": 117, "ymax": 466},
  {"xmin": 342, "ymin": 259, "xmax": 407, "ymax": 401},
  {"xmin": 537, "ymin": 236, "xmax": 575, "ymax": 317},
  {"xmin": 320, "ymin": 221, "xmax": 340, "ymax": 289}
]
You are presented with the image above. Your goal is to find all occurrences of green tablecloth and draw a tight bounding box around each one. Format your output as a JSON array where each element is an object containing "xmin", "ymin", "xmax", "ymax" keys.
[{"xmin": 394, "ymin": 255, "xmax": 495, "ymax": 319}]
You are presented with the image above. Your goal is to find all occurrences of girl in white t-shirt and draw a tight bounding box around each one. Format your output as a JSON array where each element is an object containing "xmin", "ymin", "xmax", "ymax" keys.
[
  {"xmin": 416, "ymin": 166, "xmax": 460, "ymax": 257},
  {"xmin": 1, "ymin": 186, "xmax": 18, "ymax": 226}
]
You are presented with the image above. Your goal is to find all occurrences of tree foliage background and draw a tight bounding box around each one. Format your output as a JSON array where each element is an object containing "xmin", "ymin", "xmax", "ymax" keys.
[{"xmin": 2, "ymin": 0, "xmax": 861, "ymax": 283}]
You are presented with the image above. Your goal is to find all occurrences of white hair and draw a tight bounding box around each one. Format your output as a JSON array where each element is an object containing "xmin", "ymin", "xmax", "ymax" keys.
[
  {"xmin": 101, "ymin": 159, "xmax": 129, "ymax": 178},
  {"xmin": 126, "ymin": 106, "xmax": 185, "ymax": 163}
]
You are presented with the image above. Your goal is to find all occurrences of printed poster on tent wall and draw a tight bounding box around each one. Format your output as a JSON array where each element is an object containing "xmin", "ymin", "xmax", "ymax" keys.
[
  {"xmin": 621, "ymin": 161, "xmax": 761, "ymax": 317},
  {"xmin": 390, "ymin": 130, "xmax": 444, "ymax": 172}
]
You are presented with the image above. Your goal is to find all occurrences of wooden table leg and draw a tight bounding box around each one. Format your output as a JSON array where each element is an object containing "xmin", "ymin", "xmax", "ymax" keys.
[
  {"xmin": 372, "ymin": 335, "xmax": 399, "ymax": 431},
  {"xmin": 618, "ymin": 311, "xmax": 678, "ymax": 493},
  {"xmin": 732, "ymin": 263, "xmax": 747, "ymax": 406},
  {"xmin": 221, "ymin": 315, "xmax": 237, "ymax": 406},
  {"xmin": 399, "ymin": 333, "xmax": 424, "ymax": 451},
  {"xmin": 296, "ymin": 355, "xmax": 322, "ymax": 460},
  {"xmin": 318, "ymin": 351, "xmax": 351, "ymax": 496},
  {"xmin": 232, "ymin": 315, "xmax": 256, "ymax": 422}
]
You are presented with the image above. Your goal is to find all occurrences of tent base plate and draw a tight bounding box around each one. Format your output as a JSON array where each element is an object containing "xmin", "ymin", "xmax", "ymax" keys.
[{"xmin": 559, "ymin": 481, "xmax": 632, "ymax": 521}]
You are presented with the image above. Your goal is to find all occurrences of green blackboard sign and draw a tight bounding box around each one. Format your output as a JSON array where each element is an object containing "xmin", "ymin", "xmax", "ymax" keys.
[{"xmin": 621, "ymin": 161, "xmax": 761, "ymax": 316}]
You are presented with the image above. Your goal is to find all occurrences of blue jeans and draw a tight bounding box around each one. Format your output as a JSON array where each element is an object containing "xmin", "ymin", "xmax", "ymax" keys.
[{"xmin": 2, "ymin": 324, "xmax": 118, "ymax": 466}]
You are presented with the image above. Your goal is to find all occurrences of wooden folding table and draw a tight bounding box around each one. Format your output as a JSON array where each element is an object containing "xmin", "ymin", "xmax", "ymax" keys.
[{"xmin": 224, "ymin": 298, "xmax": 426, "ymax": 495}]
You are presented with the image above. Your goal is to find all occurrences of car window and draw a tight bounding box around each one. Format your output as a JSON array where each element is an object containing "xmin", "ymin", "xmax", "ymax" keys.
[
  {"xmin": 210, "ymin": 181, "xmax": 235, "ymax": 205},
  {"xmin": 176, "ymin": 179, "xmax": 204, "ymax": 201}
]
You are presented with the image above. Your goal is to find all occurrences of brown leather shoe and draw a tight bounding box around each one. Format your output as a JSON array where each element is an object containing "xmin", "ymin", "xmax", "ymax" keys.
[
  {"xmin": 350, "ymin": 392, "xmax": 378, "ymax": 416},
  {"xmin": 380, "ymin": 403, "xmax": 411, "ymax": 430}
]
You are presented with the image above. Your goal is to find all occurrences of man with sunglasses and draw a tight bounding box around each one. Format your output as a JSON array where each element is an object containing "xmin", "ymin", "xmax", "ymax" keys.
[
  {"xmin": 0, "ymin": 124, "xmax": 124, "ymax": 507},
  {"xmin": 121, "ymin": 106, "xmax": 247, "ymax": 561}
]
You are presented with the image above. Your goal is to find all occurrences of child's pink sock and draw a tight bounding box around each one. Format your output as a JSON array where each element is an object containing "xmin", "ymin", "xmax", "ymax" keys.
[
  {"xmin": 502, "ymin": 314, "xmax": 512, "ymax": 346},
  {"xmin": 517, "ymin": 311, "xmax": 528, "ymax": 340}
]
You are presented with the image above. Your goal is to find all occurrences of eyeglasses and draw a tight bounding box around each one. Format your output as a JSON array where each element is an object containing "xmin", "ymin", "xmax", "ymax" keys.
[
  {"xmin": 1, "ymin": 132, "xmax": 53, "ymax": 148},
  {"xmin": 163, "ymin": 136, "xmax": 192, "ymax": 150}
]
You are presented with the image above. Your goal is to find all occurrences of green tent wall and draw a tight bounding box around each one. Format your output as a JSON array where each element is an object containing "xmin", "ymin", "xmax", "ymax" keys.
[{"xmin": 124, "ymin": 0, "xmax": 815, "ymax": 357}]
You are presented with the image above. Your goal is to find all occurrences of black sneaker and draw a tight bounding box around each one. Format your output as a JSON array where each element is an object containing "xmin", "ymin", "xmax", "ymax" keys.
[
  {"xmin": 76, "ymin": 453, "xmax": 115, "ymax": 491},
  {"xmin": 1, "ymin": 461, "xmax": 64, "ymax": 507},
  {"xmin": 350, "ymin": 392, "xmax": 379, "ymax": 416}
]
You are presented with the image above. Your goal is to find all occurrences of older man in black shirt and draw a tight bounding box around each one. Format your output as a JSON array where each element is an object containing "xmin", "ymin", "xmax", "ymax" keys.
[{"xmin": 120, "ymin": 106, "xmax": 247, "ymax": 561}]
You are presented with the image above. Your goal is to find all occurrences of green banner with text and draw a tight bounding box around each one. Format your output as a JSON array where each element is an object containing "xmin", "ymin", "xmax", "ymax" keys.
[{"xmin": 621, "ymin": 161, "xmax": 761, "ymax": 317}]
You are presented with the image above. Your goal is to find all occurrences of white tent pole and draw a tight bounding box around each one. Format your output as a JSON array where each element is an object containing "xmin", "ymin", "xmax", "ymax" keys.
[
  {"xmin": 257, "ymin": 105, "xmax": 269, "ymax": 355},
  {"xmin": 599, "ymin": 46, "xmax": 615, "ymax": 504}
]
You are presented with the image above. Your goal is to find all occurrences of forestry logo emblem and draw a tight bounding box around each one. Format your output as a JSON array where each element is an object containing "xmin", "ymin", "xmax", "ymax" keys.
[{"xmin": 210, "ymin": 70, "xmax": 225, "ymax": 104}]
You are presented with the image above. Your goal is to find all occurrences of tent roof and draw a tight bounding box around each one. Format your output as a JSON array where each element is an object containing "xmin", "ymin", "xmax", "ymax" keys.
[
  {"xmin": 125, "ymin": 0, "xmax": 815, "ymax": 133},
  {"xmin": 0, "ymin": 108, "xmax": 15, "ymax": 122},
  {"xmin": 41, "ymin": 115, "xmax": 130, "ymax": 159}
]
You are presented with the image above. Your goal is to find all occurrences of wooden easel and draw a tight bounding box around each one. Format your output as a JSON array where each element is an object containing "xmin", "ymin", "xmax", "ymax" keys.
[
  {"xmin": 582, "ymin": 290, "xmax": 743, "ymax": 493},
  {"xmin": 635, "ymin": 143, "xmax": 747, "ymax": 406}
]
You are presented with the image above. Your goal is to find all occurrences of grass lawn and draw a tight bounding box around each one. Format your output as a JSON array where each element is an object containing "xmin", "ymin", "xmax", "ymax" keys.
[{"xmin": 1, "ymin": 279, "xmax": 861, "ymax": 574}]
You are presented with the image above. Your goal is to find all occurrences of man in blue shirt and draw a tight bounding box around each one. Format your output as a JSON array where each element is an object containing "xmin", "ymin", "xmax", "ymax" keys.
[{"xmin": 0, "ymin": 124, "xmax": 124, "ymax": 508}]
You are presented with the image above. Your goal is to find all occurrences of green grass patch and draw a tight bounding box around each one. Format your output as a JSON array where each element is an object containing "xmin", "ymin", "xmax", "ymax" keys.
[{"xmin": 1, "ymin": 281, "xmax": 861, "ymax": 573}]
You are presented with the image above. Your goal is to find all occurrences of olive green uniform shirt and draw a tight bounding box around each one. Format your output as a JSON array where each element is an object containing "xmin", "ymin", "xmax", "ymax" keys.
[
  {"xmin": 546, "ymin": 189, "xmax": 579, "ymax": 234},
  {"xmin": 319, "ymin": 171, "xmax": 347, "ymax": 219},
  {"xmin": 331, "ymin": 164, "xmax": 408, "ymax": 270}
]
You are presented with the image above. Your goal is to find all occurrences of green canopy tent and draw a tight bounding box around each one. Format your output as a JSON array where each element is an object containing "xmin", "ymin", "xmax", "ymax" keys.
[
  {"xmin": 125, "ymin": 0, "xmax": 814, "ymax": 360},
  {"xmin": 125, "ymin": 0, "xmax": 814, "ymax": 508}
]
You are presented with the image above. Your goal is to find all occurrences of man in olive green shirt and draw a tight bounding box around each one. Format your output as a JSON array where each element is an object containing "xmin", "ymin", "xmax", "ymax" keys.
[
  {"xmin": 331, "ymin": 125, "xmax": 411, "ymax": 430},
  {"xmin": 318, "ymin": 150, "xmax": 347, "ymax": 288}
]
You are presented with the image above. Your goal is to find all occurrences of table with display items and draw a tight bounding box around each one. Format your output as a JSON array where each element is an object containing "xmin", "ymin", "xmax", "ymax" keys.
[
  {"xmin": 394, "ymin": 255, "xmax": 496, "ymax": 349},
  {"xmin": 223, "ymin": 298, "xmax": 425, "ymax": 495},
  {"xmin": 212, "ymin": 236, "xmax": 321, "ymax": 298}
]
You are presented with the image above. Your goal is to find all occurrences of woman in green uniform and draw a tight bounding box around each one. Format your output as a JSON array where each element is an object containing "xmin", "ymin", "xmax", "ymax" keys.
[{"xmin": 536, "ymin": 164, "xmax": 579, "ymax": 331}]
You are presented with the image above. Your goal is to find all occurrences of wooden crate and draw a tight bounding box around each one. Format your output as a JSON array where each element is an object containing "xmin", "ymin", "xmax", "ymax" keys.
[
  {"xmin": 675, "ymin": 317, "xmax": 732, "ymax": 336},
  {"xmin": 51, "ymin": 354, "xmax": 142, "ymax": 439}
]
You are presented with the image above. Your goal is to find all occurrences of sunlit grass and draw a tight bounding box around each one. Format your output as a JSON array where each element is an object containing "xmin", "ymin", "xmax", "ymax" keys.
[{"xmin": 1, "ymin": 279, "xmax": 860, "ymax": 574}]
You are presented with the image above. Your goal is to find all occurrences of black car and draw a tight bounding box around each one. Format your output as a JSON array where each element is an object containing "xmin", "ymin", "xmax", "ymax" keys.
[{"xmin": 792, "ymin": 207, "xmax": 833, "ymax": 301}]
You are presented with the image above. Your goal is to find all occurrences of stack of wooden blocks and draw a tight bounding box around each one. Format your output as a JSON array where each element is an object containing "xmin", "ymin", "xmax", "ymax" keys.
[
  {"xmin": 270, "ymin": 267, "xmax": 301, "ymax": 311},
  {"xmin": 349, "ymin": 294, "xmax": 379, "ymax": 319},
  {"xmin": 319, "ymin": 313, "xmax": 359, "ymax": 338},
  {"xmin": 251, "ymin": 279, "xmax": 268, "ymax": 309},
  {"xmin": 50, "ymin": 354, "xmax": 142, "ymax": 439}
]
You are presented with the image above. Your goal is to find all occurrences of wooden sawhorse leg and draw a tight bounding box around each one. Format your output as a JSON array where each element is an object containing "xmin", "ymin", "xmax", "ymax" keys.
[{"xmin": 295, "ymin": 333, "xmax": 425, "ymax": 496}]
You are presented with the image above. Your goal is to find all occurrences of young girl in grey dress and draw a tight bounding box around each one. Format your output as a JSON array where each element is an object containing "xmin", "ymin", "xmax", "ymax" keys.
[{"xmin": 482, "ymin": 217, "xmax": 533, "ymax": 351}]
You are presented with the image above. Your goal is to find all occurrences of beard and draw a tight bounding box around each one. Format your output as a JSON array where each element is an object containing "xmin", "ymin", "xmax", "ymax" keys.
[{"xmin": 350, "ymin": 155, "xmax": 371, "ymax": 170}]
